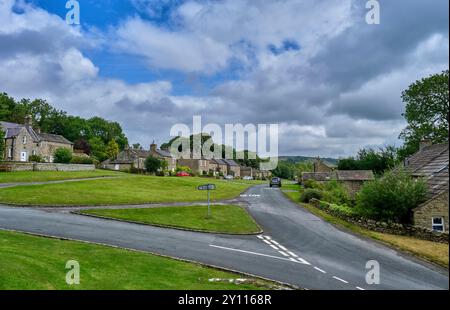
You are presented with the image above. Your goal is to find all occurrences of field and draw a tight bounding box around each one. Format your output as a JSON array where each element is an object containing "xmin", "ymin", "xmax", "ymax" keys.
[
  {"xmin": 0, "ymin": 175, "xmax": 251, "ymax": 206},
  {"xmin": 0, "ymin": 170, "xmax": 123, "ymax": 183},
  {"xmin": 0, "ymin": 230, "xmax": 273, "ymax": 290},
  {"xmin": 80, "ymin": 205, "xmax": 261, "ymax": 234}
]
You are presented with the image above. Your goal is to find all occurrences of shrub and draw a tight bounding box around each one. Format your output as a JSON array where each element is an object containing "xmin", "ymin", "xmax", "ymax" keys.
[
  {"xmin": 28, "ymin": 154, "xmax": 44, "ymax": 163},
  {"xmin": 53, "ymin": 148, "xmax": 72, "ymax": 163},
  {"xmin": 145, "ymin": 156, "xmax": 163, "ymax": 173},
  {"xmin": 303, "ymin": 179, "xmax": 324, "ymax": 190},
  {"xmin": 70, "ymin": 155, "xmax": 95, "ymax": 164},
  {"xmin": 322, "ymin": 180, "xmax": 352, "ymax": 206},
  {"xmin": 355, "ymin": 168, "xmax": 427, "ymax": 223},
  {"xmin": 328, "ymin": 203, "xmax": 356, "ymax": 218},
  {"xmin": 300, "ymin": 189, "xmax": 323, "ymax": 203},
  {"xmin": 176, "ymin": 165, "xmax": 192, "ymax": 174}
]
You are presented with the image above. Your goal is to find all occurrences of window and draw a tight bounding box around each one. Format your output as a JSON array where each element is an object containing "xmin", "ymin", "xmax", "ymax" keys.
[
  {"xmin": 8, "ymin": 147, "xmax": 12, "ymax": 158},
  {"xmin": 432, "ymin": 217, "xmax": 445, "ymax": 232},
  {"xmin": 22, "ymin": 136, "xmax": 27, "ymax": 144},
  {"xmin": 32, "ymin": 150, "xmax": 36, "ymax": 156}
]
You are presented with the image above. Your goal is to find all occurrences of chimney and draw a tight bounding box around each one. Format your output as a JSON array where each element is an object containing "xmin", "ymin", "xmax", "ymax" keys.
[
  {"xmin": 35, "ymin": 127, "xmax": 41, "ymax": 134},
  {"xmin": 419, "ymin": 138, "xmax": 432, "ymax": 151},
  {"xmin": 24, "ymin": 115, "xmax": 32, "ymax": 128},
  {"xmin": 150, "ymin": 141, "xmax": 157, "ymax": 152},
  {"xmin": 313, "ymin": 157, "xmax": 321, "ymax": 172}
]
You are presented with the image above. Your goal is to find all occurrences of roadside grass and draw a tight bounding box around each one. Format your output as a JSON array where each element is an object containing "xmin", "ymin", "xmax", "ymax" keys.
[
  {"xmin": 282, "ymin": 190, "xmax": 449, "ymax": 268},
  {"xmin": 0, "ymin": 176, "xmax": 251, "ymax": 206},
  {"xmin": 0, "ymin": 230, "xmax": 274, "ymax": 290},
  {"xmin": 0, "ymin": 170, "xmax": 124, "ymax": 183},
  {"xmin": 79, "ymin": 205, "xmax": 261, "ymax": 234}
]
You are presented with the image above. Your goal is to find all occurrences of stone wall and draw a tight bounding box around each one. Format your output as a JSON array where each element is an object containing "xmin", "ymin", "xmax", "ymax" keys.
[
  {"xmin": 413, "ymin": 191, "xmax": 449, "ymax": 232},
  {"xmin": 309, "ymin": 198, "xmax": 448, "ymax": 243},
  {"xmin": 0, "ymin": 162, "xmax": 95, "ymax": 172}
]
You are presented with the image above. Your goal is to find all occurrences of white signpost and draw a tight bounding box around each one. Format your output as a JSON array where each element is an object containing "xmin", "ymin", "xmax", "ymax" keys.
[{"xmin": 197, "ymin": 184, "xmax": 216, "ymax": 218}]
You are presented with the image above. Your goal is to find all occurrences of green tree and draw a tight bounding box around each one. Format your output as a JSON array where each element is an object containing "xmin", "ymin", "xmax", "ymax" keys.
[
  {"xmin": 398, "ymin": 70, "xmax": 449, "ymax": 159},
  {"xmin": 356, "ymin": 168, "xmax": 427, "ymax": 223},
  {"xmin": 53, "ymin": 148, "xmax": 73, "ymax": 164},
  {"xmin": 145, "ymin": 156, "xmax": 163, "ymax": 173},
  {"xmin": 338, "ymin": 146, "xmax": 398, "ymax": 175},
  {"xmin": 88, "ymin": 137, "xmax": 107, "ymax": 162},
  {"xmin": 106, "ymin": 139, "xmax": 119, "ymax": 160}
]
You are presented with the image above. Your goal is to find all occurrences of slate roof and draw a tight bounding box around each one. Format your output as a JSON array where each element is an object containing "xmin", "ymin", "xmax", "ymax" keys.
[
  {"xmin": 302, "ymin": 170, "xmax": 374, "ymax": 182},
  {"xmin": 1, "ymin": 121, "xmax": 71, "ymax": 144},
  {"xmin": 223, "ymin": 159, "xmax": 239, "ymax": 166},
  {"xmin": 404, "ymin": 142, "xmax": 449, "ymax": 200},
  {"xmin": 154, "ymin": 149, "xmax": 174, "ymax": 158},
  {"xmin": 212, "ymin": 158, "xmax": 227, "ymax": 165}
]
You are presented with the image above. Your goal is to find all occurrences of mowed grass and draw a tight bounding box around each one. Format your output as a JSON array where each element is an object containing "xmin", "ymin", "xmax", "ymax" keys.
[
  {"xmin": 0, "ymin": 170, "xmax": 124, "ymax": 183},
  {"xmin": 282, "ymin": 190, "xmax": 449, "ymax": 268},
  {"xmin": 0, "ymin": 175, "xmax": 251, "ymax": 206},
  {"xmin": 80, "ymin": 205, "xmax": 261, "ymax": 234},
  {"xmin": 0, "ymin": 230, "xmax": 272, "ymax": 290}
]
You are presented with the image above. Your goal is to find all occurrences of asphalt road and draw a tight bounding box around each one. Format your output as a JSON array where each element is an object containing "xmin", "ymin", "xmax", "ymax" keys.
[{"xmin": 0, "ymin": 184, "xmax": 448, "ymax": 290}]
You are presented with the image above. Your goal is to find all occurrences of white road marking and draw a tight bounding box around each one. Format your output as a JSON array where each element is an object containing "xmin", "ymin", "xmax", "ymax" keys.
[
  {"xmin": 209, "ymin": 245, "xmax": 310, "ymax": 265},
  {"xmin": 314, "ymin": 266, "xmax": 327, "ymax": 274},
  {"xmin": 332, "ymin": 276, "xmax": 349, "ymax": 284},
  {"xmin": 262, "ymin": 239, "xmax": 272, "ymax": 245},
  {"xmin": 263, "ymin": 235, "xmax": 272, "ymax": 240},
  {"xmin": 278, "ymin": 251, "xmax": 289, "ymax": 257},
  {"xmin": 287, "ymin": 251, "xmax": 298, "ymax": 257},
  {"xmin": 269, "ymin": 240, "xmax": 280, "ymax": 245},
  {"xmin": 278, "ymin": 245, "xmax": 288, "ymax": 251},
  {"xmin": 257, "ymin": 235, "xmax": 264, "ymax": 239},
  {"xmin": 269, "ymin": 244, "xmax": 279, "ymax": 250},
  {"xmin": 356, "ymin": 286, "xmax": 365, "ymax": 290}
]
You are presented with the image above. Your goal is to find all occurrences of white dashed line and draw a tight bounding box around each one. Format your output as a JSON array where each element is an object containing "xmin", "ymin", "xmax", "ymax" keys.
[
  {"xmin": 287, "ymin": 251, "xmax": 298, "ymax": 257},
  {"xmin": 278, "ymin": 251, "xmax": 289, "ymax": 257},
  {"xmin": 332, "ymin": 276, "xmax": 349, "ymax": 284},
  {"xmin": 314, "ymin": 266, "xmax": 327, "ymax": 274},
  {"xmin": 356, "ymin": 286, "xmax": 365, "ymax": 290},
  {"xmin": 257, "ymin": 235, "xmax": 264, "ymax": 239},
  {"xmin": 269, "ymin": 244, "xmax": 279, "ymax": 250},
  {"xmin": 278, "ymin": 245, "xmax": 288, "ymax": 251},
  {"xmin": 263, "ymin": 235, "xmax": 272, "ymax": 240}
]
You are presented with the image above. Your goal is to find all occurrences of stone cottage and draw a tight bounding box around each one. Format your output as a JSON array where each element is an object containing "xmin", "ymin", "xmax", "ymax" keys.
[
  {"xmin": 302, "ymin": 170, "xmax": 374, "ymax": 197},
  {"xmin": 102, "ymin": 142, "xmax": 176, "ymax": 172},
  {"xmin": 177, "ymin": 156, "xmax": 210, "ymax": 175},
  {"xmin": 408, "ymin": 141, "xmax": 449, "ymax": 232},
  {"xmin": 1, "ymin": 117, "xmax": 73, "ymax": 162},
  {"xmin": 223, "ymin": 159, "xmax": 240, "ymax": 177}
]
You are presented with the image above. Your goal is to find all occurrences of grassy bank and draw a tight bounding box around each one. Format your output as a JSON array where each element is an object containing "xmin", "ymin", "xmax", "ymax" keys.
[
  {"xmin": 0, "ymin": 230, "xmax": 275, "ymax": 290},
  {"xmin": 282, "ymin": 189, "xmax": 449, "ymax": 268},
  {"xmin": 0, "ymin": 170, "xmax": 124, "ymax": 183},
  {"xmin": 0, "ymin": 175, "xmax": 251, "ymax": 206},
  {"xmin": 80, "ymin": 205, "xmax": 261, "ymax": 234}
]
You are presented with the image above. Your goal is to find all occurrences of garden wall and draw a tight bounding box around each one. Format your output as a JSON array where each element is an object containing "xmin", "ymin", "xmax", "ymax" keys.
[
  {"xmin": 309, "ymin": 198, "xmax": 449, "ymax": 244},
  {"xmin": 0, "ymin": 162, "xmax": 95, "ymax": 172}
]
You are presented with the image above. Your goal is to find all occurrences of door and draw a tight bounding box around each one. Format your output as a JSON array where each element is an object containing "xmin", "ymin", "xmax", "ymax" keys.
[{"xmin": 20, "ymin": 151, "xmax": 27, "ymax": 162}]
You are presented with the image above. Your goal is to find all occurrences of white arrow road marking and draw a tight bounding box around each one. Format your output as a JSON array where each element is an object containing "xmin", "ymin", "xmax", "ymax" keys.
[{"xmin": 209, "ymin": 245, "xmax": 310, "ymax": 265}]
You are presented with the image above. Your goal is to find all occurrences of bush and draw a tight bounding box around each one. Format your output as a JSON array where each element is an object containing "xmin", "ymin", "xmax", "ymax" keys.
[
  {"xmin": 328, "ymin": 203, "xmax": 356, "ymax": 218},
  {"xmin": 53, "ymin": 148, "xmax": 72, "ymax": 163},
  {"xmin": 303, "ymin": 179, "xmax": 324, "ymax": 190},
  {"xmin": 355, "ymin": 168, "xmax": 427, "ymax": 223},
  {"xmin": 322, "ymin": 180, "xmax": 352, "ymax": 206},
  {"xmin": 176, "ymin": 165, "xmax": 192, "ymax": 174},
  {"xmin": 300, "ymin": 189, "xmax": 323, "ymax": 203},
  {"xmin": 70, "ymin": 155, "xmax": 95, "ymax": 164},
  {"xmin": 28, "ymin": 154, "xmax": 44, "ymax": 163},
  {"xmin": 145, "ymin": 156, "xmax": 163, "ymax": 173}
]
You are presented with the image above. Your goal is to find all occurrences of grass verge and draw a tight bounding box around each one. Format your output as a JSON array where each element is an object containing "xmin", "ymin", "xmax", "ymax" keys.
[
  {"xmin": 0, "ymin": 169, "xmax": 124, "ymax": 183},
  {"xmin": 0, "ymin": 176, "xmax": 251, "ymax": 206},
  {"xmin": 79, "ymin": 205, "xmax": 261, "ymax": 234},
  {"xmin": 0, "ymin": 229, "xmax": 278, "ymax": 290},
  {"xmin": 282, "ymin": 190, "xmax": 449, "ymax": 268}
]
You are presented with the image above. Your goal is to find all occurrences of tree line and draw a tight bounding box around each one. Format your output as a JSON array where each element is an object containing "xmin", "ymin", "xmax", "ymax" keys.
[{"xmin": 0, "ymin": 93, "xmax": 128, "ymax": 162}]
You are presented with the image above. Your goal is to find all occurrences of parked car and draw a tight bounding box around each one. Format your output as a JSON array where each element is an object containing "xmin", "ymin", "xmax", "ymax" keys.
[
  {"xmin": 224, "ymin": 175, "xmax": 234, "ymax": 180},
  {"xmin": 176, "ymin": 171, "xmax": 191, "ymax": 177},
  {"xmin": 270, "ymin": 177, "xmax": 282, "ymax": 187},
  {"xmin": 242, "ymin": 176, "xmax": 253, "ymax": 180}
]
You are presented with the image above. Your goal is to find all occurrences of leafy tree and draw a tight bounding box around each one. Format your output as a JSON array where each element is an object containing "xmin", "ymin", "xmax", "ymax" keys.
[
  {"xmin": 53, "ymin": 148, "xmax": 73, "ymax": 163},
  {"xmin": 74, "ymin": 138, "xmax": 91, "ymax": 154},
  {"xmin": 106, "ymin": 139, "xmax": 119, "ymax": 160},
  {"xmin": 145, "ymin": 156, "xmax": 163, "ymax": 173},
  {"xmin": 398, "ymin": 70, "xmax": 449, "ymax": 159},
  {"xmin": 355, "ymin": 168, "xmax": 427, "ymax": 223},
  {"xmin": 272, "ymin": 161, "xmax": 295, "ymax": 179},
  {"xmin": 338, "ymin": 146, "xmax": 398, "ymax": 175},
  {"xmin": 132, "ymin": 143, "xmax": 143, "ymax": 150},
  {"xmin": 88, "ymin": 137, "xmax": 107, "ymax": 162}
]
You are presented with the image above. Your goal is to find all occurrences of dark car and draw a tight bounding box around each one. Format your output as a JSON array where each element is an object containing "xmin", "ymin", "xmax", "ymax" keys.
[{"xmin": 270, "ymin": 177, "xmax": 282, "ymax": 187}]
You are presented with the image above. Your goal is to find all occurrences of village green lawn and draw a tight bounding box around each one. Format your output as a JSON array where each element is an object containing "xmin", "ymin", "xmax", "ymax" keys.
[
  {"xmin": 0, "ymin": 230, "xmax": 272, "ymax": 290},
  {"xmin": 80, "ymin": 205, "xmax": 261, "ymax": 234},
  {"xmin": 282, "ymin": 188, "xmax": 449, "ymax": 268},
  {"xmin": 0, "ymin": 175, "xmax": 250, "ymax": 206},
  {"xmin": 0, "ymin": 170, "xmax": 124, "ymax": 183}
]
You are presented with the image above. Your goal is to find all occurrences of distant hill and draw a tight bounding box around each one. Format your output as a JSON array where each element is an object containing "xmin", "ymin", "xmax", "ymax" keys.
[{"xmin": 278, "ymin": 156, "xmax": 338, "ymax": 166}]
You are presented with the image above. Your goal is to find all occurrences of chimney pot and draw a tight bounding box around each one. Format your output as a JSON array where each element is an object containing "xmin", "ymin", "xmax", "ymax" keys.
[{"xmin": 24, "ymin": 115, "xmax": 32, "ymax": 127}]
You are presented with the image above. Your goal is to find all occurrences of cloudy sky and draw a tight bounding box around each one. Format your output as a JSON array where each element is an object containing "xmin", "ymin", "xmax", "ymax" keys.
[{"xmin": 0, "ymin": 0, "xmax": 448, "ymax": 157}]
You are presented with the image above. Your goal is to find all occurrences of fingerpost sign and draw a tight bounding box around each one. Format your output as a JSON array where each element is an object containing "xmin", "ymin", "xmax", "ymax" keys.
[{"xmin": 197, "ymin": 184, "xmax": 216, "ymax": 218}]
